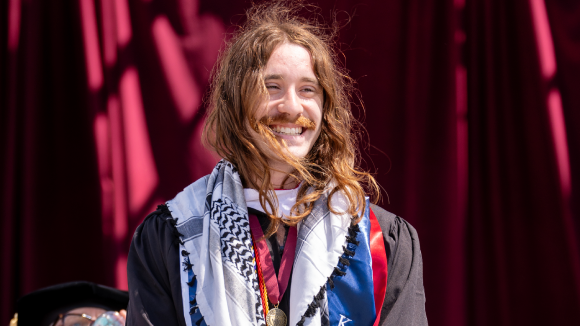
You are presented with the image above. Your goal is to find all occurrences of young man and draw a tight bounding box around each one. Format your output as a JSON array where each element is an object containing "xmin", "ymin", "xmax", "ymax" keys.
[{"xmin": 127, "ymin": 3, "xmax": 427, "ymax": 326}]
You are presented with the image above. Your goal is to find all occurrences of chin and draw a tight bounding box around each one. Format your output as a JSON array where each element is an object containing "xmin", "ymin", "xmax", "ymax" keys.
[{"xmin": 286, "ymin": 147, "xmax": 310, "ymax": 160}]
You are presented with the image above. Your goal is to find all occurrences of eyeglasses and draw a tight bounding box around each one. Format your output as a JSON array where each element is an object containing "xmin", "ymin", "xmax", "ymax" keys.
[{"xmin": 50, "ymin": 311, "xmax": 125, "ymax": 326}]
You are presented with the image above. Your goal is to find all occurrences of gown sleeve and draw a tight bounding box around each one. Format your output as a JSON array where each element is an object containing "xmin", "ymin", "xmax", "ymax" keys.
[
  {"xmin": 126, "ymin": 206, "xmax": 187, "ymax": 326},
  {"xmin": 370, "ymin": 204, "xmax": 428, "ymax": 326}
]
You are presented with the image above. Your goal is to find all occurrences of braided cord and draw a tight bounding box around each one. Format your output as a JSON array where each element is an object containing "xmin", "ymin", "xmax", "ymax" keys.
[{"xmin": 251, "ymin": 233, "xmax": 269, "ymax": 319}]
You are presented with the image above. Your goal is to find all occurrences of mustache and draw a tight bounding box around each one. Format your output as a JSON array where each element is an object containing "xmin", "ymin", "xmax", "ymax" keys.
[{"xmin": 259, "ymin": 114, "xmax": 316, "ymax": 129}]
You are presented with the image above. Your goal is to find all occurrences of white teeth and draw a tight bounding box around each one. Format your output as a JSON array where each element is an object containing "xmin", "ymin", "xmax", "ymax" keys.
[{"xmin": 271, "ymin": 126, "xmax": 302, "ymax": 135}]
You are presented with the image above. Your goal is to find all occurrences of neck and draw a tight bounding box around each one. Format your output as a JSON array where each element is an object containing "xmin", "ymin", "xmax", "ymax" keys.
[
  {"xmin": 247, "ymin": 161, "xmax": 299, "ymax": 190},
  {"xmin": 270, "ymin": 170, "xmax": 299, "ymax": 190},
  {"xmin": 268, "ymin": 159, "xmax": 301, "ymax": 189}
]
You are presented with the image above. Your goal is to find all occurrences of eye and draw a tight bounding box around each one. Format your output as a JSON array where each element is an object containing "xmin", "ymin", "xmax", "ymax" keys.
[
  {"xmin": 266, "ymin": 84, "xmax": 280, "ymax": 90},
  {"xmin": 301, "ymin": 86, "xmax": 319, "ymax": 97}
]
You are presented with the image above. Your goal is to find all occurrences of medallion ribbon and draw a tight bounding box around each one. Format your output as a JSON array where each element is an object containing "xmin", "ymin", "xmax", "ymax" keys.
[{"xmin": 248, "ymin": 214, "xmax": 297, "ymax": 305}]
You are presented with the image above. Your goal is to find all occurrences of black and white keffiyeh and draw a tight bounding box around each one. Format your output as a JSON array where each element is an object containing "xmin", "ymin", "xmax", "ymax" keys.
[{"xmin": 166, "ymin": 160, "xmax": 352, "ymax": 326}]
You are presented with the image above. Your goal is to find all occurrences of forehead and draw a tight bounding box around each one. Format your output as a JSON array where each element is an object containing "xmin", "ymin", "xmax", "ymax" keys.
[{"xmin": 264, "ymin": 42, "xmax": 315, "ymax": 76}]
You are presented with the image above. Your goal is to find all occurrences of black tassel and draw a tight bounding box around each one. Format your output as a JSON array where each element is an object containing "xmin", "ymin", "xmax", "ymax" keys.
[
  {"xmin": 333, "ymin": 267, "xmax": 347, "ymax": 277},
  {"xmin": 181, "ymin": 250, "xmax": 190, "ymax": 257},
  {"xmin": 347, "ymin": 227, "xmax": 357, "ymax": 237},
  {"xmin": 304, "ymin": 302, "xmax": 317, "ymax": 317},
  {"xmin": 190, "ymin": 298, "xmax": 197, "ymax": 306},
  {"xmin": 187, "ymin": 275, "xmax": 197, "ymax": 287},
  {"xmin": 327, "ymin": 276, "xmax": 335, "ymax": 289},
  {"xmin": 298, "ymin": 284, "xmax": 327, "ymax": 324},
  {"xmin": 338, "ymin": 256, "xmax": 350, "ymax": 266},
  {"xmin": 343, "ymin": 246, "xmax": 355, "ymax": 257},
  {"xmin": 309, "ymin": 301, "xmax": 319, "ymax": 311},
  {"xmin": 167, "ymin": 217, "xmax": 185, "ymax": 244},
  {"xmin": 195, "ymin": 317, "xmax": 204, "ymax": 326},
  {"xmin": 189, "ymin": 306, "xmax": 198, "ymax": 315},
  {"xmin": 174, "ymin": 229, "xmax": 185, "ymax": 238},
  {"xmin": 345, "ymin": 235, "xmax": 360, "ymax": 246},
  {"xmin": 315, "ymin": 285, "xmax": 326, "ymax": 300},
  {"xmin": 159, "ymin": 205, "xmax": 185, "ymax": 245},
  {"xmin": 159, "ymin": 204, "xmax": 171, "ymax": 214},
  {"xmin": 182, "ymin": 260, "xmax": 194, "ymax": 271}
]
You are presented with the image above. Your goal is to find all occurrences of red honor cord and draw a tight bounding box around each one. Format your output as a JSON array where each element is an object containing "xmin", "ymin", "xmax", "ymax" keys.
[{"xmin": 370, "ymin": 208, "xmax": 388, "ymax": 326}]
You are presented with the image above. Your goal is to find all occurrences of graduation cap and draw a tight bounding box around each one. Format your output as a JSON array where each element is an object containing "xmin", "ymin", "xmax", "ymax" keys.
[{"xmin": 14, "ymin": 281, "xmax": 129, "ymax": 326}]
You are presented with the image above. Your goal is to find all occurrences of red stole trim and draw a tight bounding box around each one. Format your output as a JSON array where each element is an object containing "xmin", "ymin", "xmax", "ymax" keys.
[{"xmin": 370, "ymin": 208, "xmax": 388, "ymax": 325}]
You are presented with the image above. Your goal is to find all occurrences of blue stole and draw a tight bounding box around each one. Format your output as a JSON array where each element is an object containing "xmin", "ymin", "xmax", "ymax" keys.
[{"xmin": 326, "ymin": 201, "xmax": 377, "ymax": 326}]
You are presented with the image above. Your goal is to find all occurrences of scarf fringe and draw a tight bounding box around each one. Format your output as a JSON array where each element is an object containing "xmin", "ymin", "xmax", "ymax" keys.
[
  {"xmin": 296, "ymin": 220, "xmax": 361, "ymax": 326},
  {"xmin": 159, "ymin": 203, "xmax": 206, "ymax": 326}
]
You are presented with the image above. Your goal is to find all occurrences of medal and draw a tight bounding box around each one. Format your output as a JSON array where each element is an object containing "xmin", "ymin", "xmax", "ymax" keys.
[
  {"xmin": 249, "ymin": 214, "xmax": 297, "ymax": 326},
  {"xmin": 266, "ymin": 307, "xmax": 287, "ymax": 326}
]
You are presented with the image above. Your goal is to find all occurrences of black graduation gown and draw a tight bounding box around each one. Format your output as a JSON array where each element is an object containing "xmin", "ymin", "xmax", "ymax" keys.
[{"xmin": 126, "ymin": 204, "xmax": 428, "ymax": 325}]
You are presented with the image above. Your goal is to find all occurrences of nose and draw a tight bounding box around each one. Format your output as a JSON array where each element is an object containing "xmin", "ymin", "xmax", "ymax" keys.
[{"xmin": 277, "ymin": 88, "xmax": 303, "ymax": 116}]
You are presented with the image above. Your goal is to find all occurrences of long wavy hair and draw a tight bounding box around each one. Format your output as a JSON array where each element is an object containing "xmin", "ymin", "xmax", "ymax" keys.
[{"xmin": 203, "ymin": 1, "xmax": 380, "ymax": 237}]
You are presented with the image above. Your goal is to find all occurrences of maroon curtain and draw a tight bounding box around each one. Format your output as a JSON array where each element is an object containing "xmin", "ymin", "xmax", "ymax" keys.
[
  {"xmin": 546, "ymin": 0, "xmax": 580, "ymax": 253},
  {"xmin": 330, "ymin": 1, "xmax": 466, "ymax": 325},
  {"xmin": 2, "ymin": 0, "xmax": 107, "ymax": 318},
  {"xmin": 466, "ymin": 0, "xmax": 580, "ymax": 324},
  {"xmin": 2, "ymin": 0, "xmax": 580, "ymax": 325},
  {"xmin": 1, "ymin": 0, "xmax": 224, "ymax": 322}
]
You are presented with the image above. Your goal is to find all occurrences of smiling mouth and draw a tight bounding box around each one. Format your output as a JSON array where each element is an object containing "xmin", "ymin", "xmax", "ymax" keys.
[
  {"xmin": 260, "ymin": 115, "xmax": 315, "ymax": 136},
  {"xmin": 270, "ymin": 125, "xmax": 304, "ymax": 136}
]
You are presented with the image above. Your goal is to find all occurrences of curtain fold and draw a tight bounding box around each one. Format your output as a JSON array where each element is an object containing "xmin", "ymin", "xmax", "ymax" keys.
[
  {"xmin": 1, "ymin": 1, "xmax": 108, "ymax": 324},
  {"xmin": 330, "ymin": 1, "xmax": 465, "ymax": 325},
  {"xmin": 545, "ymin": 0, "xmax": 580, "ymax": 254},
  {"xmin": 466, "ymin": 0, "xmax": 580, "ymax": 324}
]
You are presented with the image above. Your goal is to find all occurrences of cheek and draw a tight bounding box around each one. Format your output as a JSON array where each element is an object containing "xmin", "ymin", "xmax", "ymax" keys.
[
  {"xmin": 254, "ymin": 103, "xmax": 268, "ymax": 121},
  {"xmin": 307, "ymin": 99, "xmax": 323, "ymax": 129},
  {"xmin": 315, "ymin": 107, "xmax": 323, "ymax": 134},
  {"xmin": 316, "ymin": 98, "xmax": 324, "ymax": 124},
  {"xmin": 308, "ymin": 123, "xmax": 323, "ymax": 151}
]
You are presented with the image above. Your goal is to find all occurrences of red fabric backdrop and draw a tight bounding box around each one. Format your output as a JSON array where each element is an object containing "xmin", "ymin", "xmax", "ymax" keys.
[{"xmin": 2, "ymin": 0, "xmax": 580, "ymax": 325}]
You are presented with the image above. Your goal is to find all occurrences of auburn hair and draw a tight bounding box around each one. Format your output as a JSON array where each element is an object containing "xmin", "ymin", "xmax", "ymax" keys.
[{"xmin": 203, "ymin": 1, "xmax": 380, "ymax": 237}]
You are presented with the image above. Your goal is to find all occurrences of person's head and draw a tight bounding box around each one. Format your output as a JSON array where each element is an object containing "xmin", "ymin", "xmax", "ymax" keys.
[
  {"xmin": 252, "ymin": 41, "xmax": 324, "ymax": 172},
  {"xmin": 14, "ymin": 281, "xmax": 128, "ymax": 326},
  {"xmin": 203, "ymin": 1, "xmax": 379, "ymax": 232}
]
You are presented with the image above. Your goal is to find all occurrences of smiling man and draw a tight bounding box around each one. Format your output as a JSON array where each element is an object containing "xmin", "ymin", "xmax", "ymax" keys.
[{"xmin": 126, "ymin": 3, "xmax": 427, "ymax": 326}]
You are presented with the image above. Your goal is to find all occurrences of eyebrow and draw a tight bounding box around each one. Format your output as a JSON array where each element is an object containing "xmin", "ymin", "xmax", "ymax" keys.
[
  {"xmin": 264, "ymin": 74, "xmax": 319, "ymax": 85},
  {"xmin": 301, "ymin": 77, "xmax": 319, "ymax": 85},
  {"xmin": 264, "ymin": 74, "xmax": 283, "ymax": 81}
]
